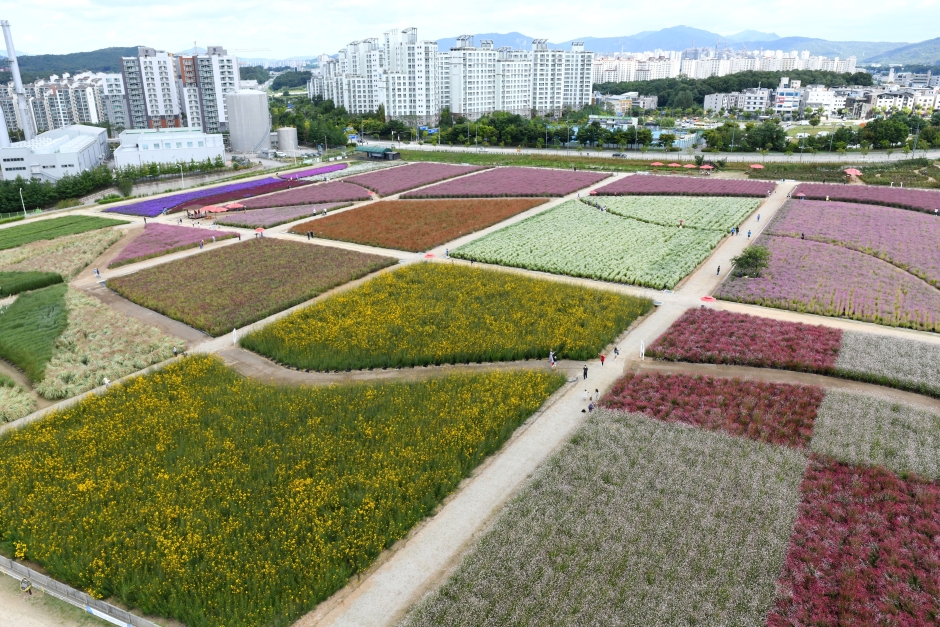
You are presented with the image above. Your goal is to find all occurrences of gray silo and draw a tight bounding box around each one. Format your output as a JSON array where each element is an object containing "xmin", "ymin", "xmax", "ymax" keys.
[
  {"xmin": 226, "ymin": 91, "xmax": 271, "ymax": 153},
  {"xmin": 277, "ymin": 127, "xmax": 298, "ymax": 153}
]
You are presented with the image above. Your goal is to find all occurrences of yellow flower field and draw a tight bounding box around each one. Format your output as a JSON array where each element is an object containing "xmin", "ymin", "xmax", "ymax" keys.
[
  {"xmin": 241, "ymin": 263, "xmax": 652, "ymax": 371},
  {"xmin": 0, "ymin": 356, "xmax": 563, "ymax": 627}
]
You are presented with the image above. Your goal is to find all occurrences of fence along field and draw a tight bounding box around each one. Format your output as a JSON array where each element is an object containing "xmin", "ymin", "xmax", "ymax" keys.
[
  {"xmin": 107, "ymin": 239, "xmax": 396, "ymax": 336},
  {"xmin": 0, "ymin": 355, "xmax": 564, "ymax": 627},
  {"xmin": 289, "ymin": 198, "xmax": 547, "ymax": 252},
  {"xmin": 451, "ymin": 200, "xmax": 727, "ymax": 289},
  {"xmin": 240, "ymin": 263, "xmax": 652, "ymax": 371}
]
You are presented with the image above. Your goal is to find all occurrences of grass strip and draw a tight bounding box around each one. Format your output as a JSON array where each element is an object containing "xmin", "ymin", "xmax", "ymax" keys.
[
  {"xmin": 0, "ymin": 283, "xmax": 68, "ymax": 381},
  {"xmin": 0, "ymin": 271, "xmax": 64, "ymax": 296},
  {"xmin": 0, "ymin": 216, "xmax": 127, "ymax": 251}
]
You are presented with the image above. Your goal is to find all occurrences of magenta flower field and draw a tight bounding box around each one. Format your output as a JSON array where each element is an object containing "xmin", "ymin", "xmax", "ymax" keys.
[
  {"xmin": 769, "ymin": 200, "xmax": 940, "ymax": 287},
  {"xmin": 346, "ymin": 163, "xmax": 487, "ymax": 196},
  {"xmin": 214, "ymin": 203, "xmax": 347, "ymax": 229},
  {"xmin": 106, "ymin": 177, "xmax": 290, "ymax": 217},
  {"xmin": 108, "ymin": 224, "xmax": 238, "ymax": 268},
  {"xmin": 278, "ymin": 163, "xmax": 347, "ymax": 181},
  {"xmin": 594, "ymin": 175, "xmax": 775, "ymax": 197},
  {"xmin": 648, "ymin": 308, "xmax": 842, "ymax": 372},
  {"xmin": 401, "ymin": 167, "xmax": 609, "ymax": 198},
  {"xmin": 793, "ymin": 183, "xmax": 940, "ymax": 214},
  {"xmin": 240, "ymin": 181, "xmax": 372, "ymax": 208},
  {"xmin": 715, "ymin": 235, "xmax": 940, "ymax": 332}
]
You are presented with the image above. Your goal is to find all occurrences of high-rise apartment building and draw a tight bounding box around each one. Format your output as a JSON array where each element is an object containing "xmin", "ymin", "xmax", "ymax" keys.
[
  {"xmin": 310, "ymin": 29, "xmax": 593, "ymax": 124},
  {"xmin": 177, "ymin": 46, "xmax": 240, "ymax": 133},
  {"xmin": 121, "ymin": 47, "xmax": 182, "ymax": 129}
]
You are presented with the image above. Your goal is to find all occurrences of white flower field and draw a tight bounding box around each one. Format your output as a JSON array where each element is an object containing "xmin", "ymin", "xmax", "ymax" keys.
[
  {"xmin": 598, "ymin": 195, "xmax": 760, "ymax": 231},
  {"xmin": 451, "ymin": 201, "xmax": 728, "ymax": 289}
]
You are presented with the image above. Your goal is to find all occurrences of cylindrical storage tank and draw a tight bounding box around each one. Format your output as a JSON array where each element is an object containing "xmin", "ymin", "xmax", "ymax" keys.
[
  {"xmin": 225, "ymin": 91, "xmax": 270, "ymax": 153},
  {"xmin": 277, "ymin": 127, "xmax": 298, "ymax": 153}
]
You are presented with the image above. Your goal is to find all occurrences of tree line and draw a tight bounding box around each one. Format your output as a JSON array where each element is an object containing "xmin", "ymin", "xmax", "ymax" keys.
[{"xmin": 594, "ymin": 70, "xmax": 874, "ymax": 110}]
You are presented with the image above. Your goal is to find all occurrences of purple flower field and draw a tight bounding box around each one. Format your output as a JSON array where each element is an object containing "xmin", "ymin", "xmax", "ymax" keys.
[
  {"xmin": 214, "ymin": 203, "xmax": 347, "ymax": 229},
  {"xmin": 715, "ymin": 235, "xmax": 940, "ymax": 332},
  {"xmin": 346, "ymin": 163, "xmax": 487, "ymax": 196},
  {"xmin": 793, "ymin": 183, "xmax": 940, "ymax": 214},
  {"xmin": 241, "ymin": 181, "xmax": 372, "ymax": 208},
  {"xmin": 401, "ymin": 167, "xmax": 609, "ymax": 198},
  {"xmin": 105, "ymin": 177, "xmax": 287, "ymax": 217},
  {"xmin": 594, "ymin": 175, "xmax": 775, "ymax": 197},
  {"xmin": 770, "ymin": 200, "xmax": 940, "ymax": 287},
  {"xmin": 108, "ymin": 223, "xmax": 238, "ymax": 268},
  {"xmin": 278, "ymin": 163, "xmax": 347, "ymax": 181}
]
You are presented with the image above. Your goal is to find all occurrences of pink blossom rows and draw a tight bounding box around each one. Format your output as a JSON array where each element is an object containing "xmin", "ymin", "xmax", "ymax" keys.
[
  {"xmin": 346, "ymin": 163, "xmax": 487, "ymax": 196},
  {"xmin": 594, "ymin": 174, "xmax": 775, "ymax": 197},
  {"xmin": 402, "ymin": 167, "xmax": 609, "ymax": 198}
]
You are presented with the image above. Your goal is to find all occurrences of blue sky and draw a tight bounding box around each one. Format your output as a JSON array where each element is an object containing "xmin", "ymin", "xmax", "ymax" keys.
[{"xmin": 5, "ymin": 0, "xmax": 937, "ymax": 57}]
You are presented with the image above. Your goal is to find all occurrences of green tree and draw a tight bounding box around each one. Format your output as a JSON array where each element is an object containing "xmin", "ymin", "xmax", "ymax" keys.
[{"xmin": 731, "ymin": 246, "xmax": 771, "ymax": 277}]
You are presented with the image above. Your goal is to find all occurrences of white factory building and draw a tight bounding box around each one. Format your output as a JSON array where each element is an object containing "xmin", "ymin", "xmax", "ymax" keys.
[
  {"xmin": 0, "ymin": 124, "xmax": 109, "ymax": 182},
  {"xmin": 113, "ymin": 128, "xmax": 223, "ymax": 168}
]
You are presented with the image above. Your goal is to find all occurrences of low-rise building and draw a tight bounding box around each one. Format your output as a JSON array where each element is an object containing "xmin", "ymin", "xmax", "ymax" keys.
[
  {"xmin": 113, "ymin": 127, "xmax": 223, "ymax": 168},
  {"xmin": 594, "ymin": 92, "xmax": 658, "ymax": 114},
  {"xmin": 0, "ymin": 124, "xmax": 108, "ymax": 182}
]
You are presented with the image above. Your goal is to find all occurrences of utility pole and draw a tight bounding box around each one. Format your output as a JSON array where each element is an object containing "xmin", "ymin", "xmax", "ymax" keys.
[{"xmin": 19, "ymin": 187, "xmax": 26, "ymax": 217}]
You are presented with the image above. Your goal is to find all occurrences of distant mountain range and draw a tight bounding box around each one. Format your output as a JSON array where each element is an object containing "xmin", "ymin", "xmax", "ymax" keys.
[
  {"xmin": 3, "ymin": 26, "xmax": 939, "ymax": 86},
  {"xmin": 439, "ymin": 25, "xmax": 916, "ymax": 62}
]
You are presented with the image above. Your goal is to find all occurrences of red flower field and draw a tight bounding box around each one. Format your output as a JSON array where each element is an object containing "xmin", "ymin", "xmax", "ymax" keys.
[
  {"xmin": 290, "ymin": 198, "xmax": 546, "ymax": 252},
  {"xmin": 768, "ymin": 456, "xmax": 940, "ymax": 626},
  {"xmin": 601, "ymin": 372, "xmax": 824, "ymax": 448},
  {"xmin": 648, "ymin": 308, "xmax": 842, "ymax": 372}
]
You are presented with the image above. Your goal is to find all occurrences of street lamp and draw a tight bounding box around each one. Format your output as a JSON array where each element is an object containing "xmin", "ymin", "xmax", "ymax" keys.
[
  {"xmin": 178, "ymin": 164, "xmax": 184, "ymax": 189},
  {"xmin": 19, "ymin": 187, "xmax": 26, "ymax": 217}
]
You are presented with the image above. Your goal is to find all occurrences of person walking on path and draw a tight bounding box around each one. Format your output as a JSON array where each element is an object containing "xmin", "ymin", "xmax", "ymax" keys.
[
  {"xmin": 237, "ymin": 233, "xmax": 241, "ymax": 241},
  {"xmin": 747, "ymin": 230, "xmax": 751, "ymax": 238},
  {"xmin": 583, "ymin": 389, "xmax": 588, "ymax": 401},
  {"xmin": 595, "ymin": 389, "xmax": 599, "ymax": 401},
  {"xmin": 144, "ymin": 217, "xmax": 147, "ymax": 225},
  {"xmin": 583, "ymin": 365, "xmax": 588, "ymax": 380},
  {"xmin": 614, "ymin": 347, "xmax": 620, "ymax": 359},
  {"xmin": 588, "ymin": 401, "xmax": 594, "ymax": 413},
  {"xmin": 199, "ymin": 240, "xmax": 204, "ymax": 249},
  {"xmin": 717, "ymin": 265, "xmax": 721, "ymax": 275},
  {"xmin": 94, "ymin": 268, "xmax": 100, "ymax": 279},
  {"xmin": 757, "ymin": 214, "xmax": 761, "ymax": 222},
  {"xmin": 599, "ymin": 354, "xmax": 606, "ymax": 366},
  {"xmin": 801, "ymin": 233, "xmax": 804, "ymax": 240}
]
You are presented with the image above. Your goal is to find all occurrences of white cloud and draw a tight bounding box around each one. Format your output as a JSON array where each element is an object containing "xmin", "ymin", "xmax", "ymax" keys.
[{"xmin": 4, "ymin": 0, "xmax": 936, "ymax": 57}]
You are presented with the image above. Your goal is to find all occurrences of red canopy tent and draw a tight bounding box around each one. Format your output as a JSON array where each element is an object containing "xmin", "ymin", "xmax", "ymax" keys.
[
  {"xmin": 844, "ymin": 168, "xmax": 862, "ymax": 176},
  {"xmin": 202, "ymin": 205, "xmax": 228, "ymax": 213},
  {"xmin": 650, "ymin": 162, "xmax": 664, "ymax": 167},
  {"xmin": 224, "ymin": 202, "xmax": 245, "ymax": 210},
  {"xmin": 750, "ymin": 164, "xmax": 765, "ymax": 169},
  {"xmin": 667, "ymin": 163, "xmax": 682, "ymax": 167},
  {"xmin": 683, "ymin": 164, "xmax": 697, "ymax": 169},
  {"xmin": 699, "ymin": 165, "xmax": 714, "ymax": 170}
]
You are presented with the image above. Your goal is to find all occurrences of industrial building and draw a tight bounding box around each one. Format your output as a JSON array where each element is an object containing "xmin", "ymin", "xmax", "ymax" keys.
[
  {"xmin": 0, "ymin": 124, "xmax": 109, "ymax": 182},
  {"xmin": 225, "ymin": 90, "xmax": 271, "ymax": 152},
  {"xmin": 113, "ymin": 128, "xmax": 223, "ymax": 168}
]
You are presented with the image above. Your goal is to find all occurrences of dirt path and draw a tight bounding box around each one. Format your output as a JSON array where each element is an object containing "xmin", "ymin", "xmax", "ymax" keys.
[{"xmin": 0, "ymin": 575, "xmax": 109, "ymax": 627}]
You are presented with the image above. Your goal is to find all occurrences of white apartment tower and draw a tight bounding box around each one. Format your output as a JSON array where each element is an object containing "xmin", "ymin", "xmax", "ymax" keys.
[
  {"xmin": 121, "ymin": 47, "xmax": 182, "ymax": 129},
  {"xmin": 177, "ymin": 46, "xmax": 240, "ymax": 133},
  {"xmin": 441, "ymin": 36, "xmax": 498, "ymax": 120}
]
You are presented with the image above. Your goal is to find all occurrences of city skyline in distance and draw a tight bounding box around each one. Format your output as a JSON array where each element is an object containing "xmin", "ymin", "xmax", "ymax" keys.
[{"xmin": 2, "ymin": 0, "xmax": 935, "ymax": 59}]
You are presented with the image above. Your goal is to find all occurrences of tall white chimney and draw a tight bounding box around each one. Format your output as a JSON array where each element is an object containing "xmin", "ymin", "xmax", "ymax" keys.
[
  {"xmin": 1, "ymin": 20, "xmax": 35, "ymax": 141},
  {"xmin": 0, "ymin": 106, "xmax": 10, "ymax": 148}
]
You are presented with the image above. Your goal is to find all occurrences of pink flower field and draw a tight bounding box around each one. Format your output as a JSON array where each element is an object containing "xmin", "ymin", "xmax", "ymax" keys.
[
  {"xmin": 602, "ymin": 372, "xmax": 824, "ymax": 448},
  {"xmin": 214, "ymin": 204, "xmax": 347, "ymax": 229},
  {"xmin": 768, "ymin": 456, "xmax": 940, "ymax": 627},
  {"xmin": 278, "ymin": 163, "xmax": 347, "ymax": 181},
  {"xmin": 769, "ymin": 199, "xmax": 940, "ymax": 287},
  {"xmin": 715, "ymin": 235, "xmax": 940, "ymax": 332},
  {"xmin": 345, "ymin": 163, "xmax": 487, "ymax": 196},
  {"xmin": 240, "ymin": 181, "xmax": 371, "ymax": 208},
  {"xmin": 593, "ymin": 175, "xmax": 775, "ymax": 197},
  {"xmin": 793, "ymin": 183, "xmax": 940, "ymax": 214},
  {"xmin": 108, "ymin": 224, "xmax": 238, "ymax": 268},
  {"xmin": 401, "ymin": 167, "xmax": 609, "ymax": 198},
  {"xmin": 648, "ymin": 308, "xmax": 842, "ymax": 372}
]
